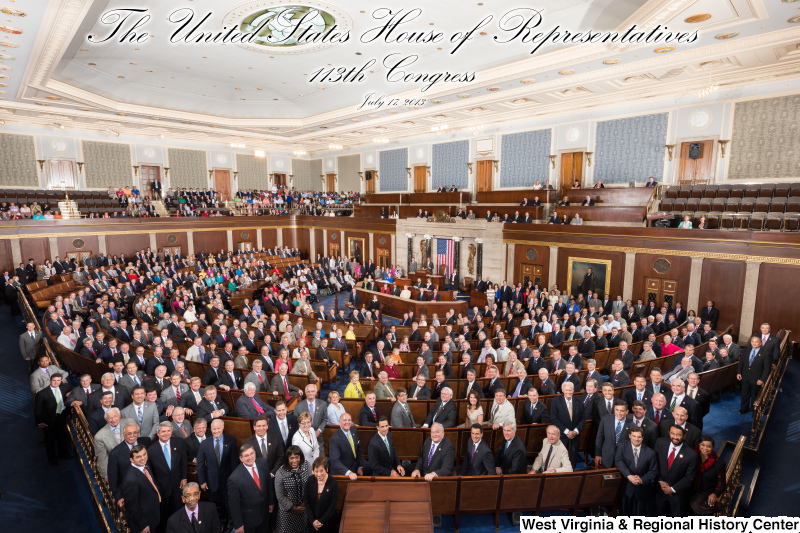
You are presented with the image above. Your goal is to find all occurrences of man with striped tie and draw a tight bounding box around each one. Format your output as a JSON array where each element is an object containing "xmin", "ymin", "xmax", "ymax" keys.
[{"xmin": 595, "ymin": 400, "xmax": 633, "ymax": 468}]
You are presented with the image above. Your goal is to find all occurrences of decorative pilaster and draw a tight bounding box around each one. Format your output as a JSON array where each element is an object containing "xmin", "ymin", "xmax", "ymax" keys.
[
  {"xmin": 256, "ymin": 229, "xmax": 263, "ymax": 251},
  {"xmin": 506, "ymin": 243, "xmax": 515, "ymax": 283},
  {"xmin": 686, "ymin": 257, "xmax": 704, "ymax": 312},
  {"xmin": 98, "ymin": 235, "xmax": 108, "ymax": 256},
  {"xmin": 309, "ymin": 230, "xmax": 316, "ymax": 259},
  {"xmin": 226, "ymin": 230, "xmax": 234, "ymax": 252},
  {"xmin": 322, "ymin": 230, "xmax": 328, "ymax": 258},
  {"xmin": 406, "ymin": 233, "xmax": 414, "ymax": 272},
  {"xmin": 48, "ymin": 237, "xmax": 59, "ymax": 260},
  {"xmin": 453, "ymin": 237, "xmax": 461, "ymax": 281},
  {"xmin": 276, "ymin": 228, "xmax": 283, "ymax": 247},
  {"xmin": 476, "ymin": 238, "xmax": 483, "ymax": 279},
  {"xmin": 623, "ymin": 252, "xmax": 636, "ymax": 301},
  {"xmin": 738, "ymin": 261, "xmax": 762, "ymax": 343},
  {"xmin": 186, "ymin": 232, "xmax": 193, "ymax": 256},
  {"xmin": 368, "ymin": 233, "xmax": 374, "ymax": 262},
  {"xmin": 10, "ymin": 238, "xmax": 21, "ymax": 266},
  {"xmin": 548, "ymin": 246, "xmax": 558, "ymax": 289},
  {"xmin": 150, "ymin": 233, "xmax": 158, "ymax": 252}
]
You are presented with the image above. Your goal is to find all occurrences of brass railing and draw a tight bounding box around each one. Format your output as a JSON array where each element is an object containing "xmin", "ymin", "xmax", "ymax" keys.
[
  {"xmin": 750, "ymin": 329, "xmax": 792, "ymax": 449},
  {"xmin": 717, "ymin": 435, "xmax": 746, "ymax": 517}
]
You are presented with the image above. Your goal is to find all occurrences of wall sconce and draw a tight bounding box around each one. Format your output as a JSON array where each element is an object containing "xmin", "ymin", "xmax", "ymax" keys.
[
  {"xmin": 333, "ymin": 173, "xmax": 339, "ymax": 183},
  {"xmin": 492, "ymin": 160, "xmax": 499, "ymax": 172},
  {"xmin": 321, "ymin": 174, "xmax": 327, "ymax": 183},
  {"xmin": 233, "ymin": 171, "xmax": 238, "ymax": 181},
  {"xmin": 133, "ymin": 165, "xmax": 139, "ymax": 176},
  {"xmin": 425, "ymin": 166, "xmax": 431, "ymax": 178},
  {"xmin": 549, "ymin": 155, "xmax": 557, "ymax": 169},
  {"xmin": 406, "ymin": 167, "xmax": 411, "ymax": 179},
  {"xmin": 208, "ymin": 170, "xmax": 214, "ymax": 179},
  {"xmin": 358, "ymin": 171, "xmax": 364, "ymax": 181},
  {"xmin": 37, "ymin": 159, "xmax": 45, "ymax": 171},
  {"xmin": 76, "ymin": 162, "xmax": 84, "ymax": 173},
  {"xmin": 665, "ymin": 145, "xmax": 674, "ymax": 161},
  {"xmin": 467, "ymin": 162, "xmax": 473, "ymax": 174},
  {"xmin": 164, "ymin": 167, "xmax": 170, "ymax": 178},
  {"xmin": 288, "ymin": 174, "xmax": 294, "ymax": 185},
  {"xmin": 718, "ymin": 139, "xmax": 729, "ymax": 158},
  {"xmin": 585, "ymin": 152, "xmax": 593, "ymax": 166},
  {"xmin": 373, "ymin": 171, "xmax": 379, "ymax": 181}
]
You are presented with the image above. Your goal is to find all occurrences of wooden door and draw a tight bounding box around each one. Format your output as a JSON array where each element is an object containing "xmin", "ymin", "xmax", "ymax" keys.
[
  {"xmin": 365, "ymin": 173, "xmax": 376, "ymax": 194},
  {"xmin": 645, "ymin": 278, "xmax": 678, "ymax": 309},
  {"xmin": 560, "ymin": 152, "xmax": 584, "ymax": 191},
  {"xmin": 329, "ymin": 242, "xmax": 340, "ymax": 258},
  {"xmin": 413, "ymin": 166, "xmax": 427, "ymax": 193},
  {"xmin": 215, "ymin": 170, "xmax": 231, "ymax": 201},
  {"xmin": 326, "ymin": 173, "xmax": 336, "ymax": 193},
  {"xmin": 46, "ymin": 160, "xmax": 77, "ymax": 189},
  {"xmin": 476, "ymin": 160, "xmax": 493, "ymax": 192},
  {"xmin": 274, "ymin": 173, "xmax": 287, "ymax": 187},
  {"xmin": 520, "ymin": 264, "xmax": 543, "ymax": 288},
  {"xmin": 140, "ymin": 165, "xmax": 161, "ymax": 197},
  {"xmin": 377, "ymin": 247, "xmax": 391, "ymax": 268},
  {"xmin": 678, "ymin": 140, "xmax": 714, "ymax": 184}
]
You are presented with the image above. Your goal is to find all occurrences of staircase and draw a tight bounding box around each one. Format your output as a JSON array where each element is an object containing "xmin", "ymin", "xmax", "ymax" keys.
[
  {"xmin": 57, "ymin": 199, "xmax": 81, "ymax": 219},
  {"xmin": 151, "ymin": 199, "xmax": 170, "ymax": 217}
]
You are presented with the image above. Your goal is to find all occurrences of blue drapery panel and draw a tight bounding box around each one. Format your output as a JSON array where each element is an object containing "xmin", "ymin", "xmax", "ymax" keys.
[
  {"xmin": 499, "ymin": 129, "xmax": 551, "ymax": 188},
  {"xmin": 379, "ymin": 148, "xmax": 408, "ymax": 192},
  {"xmin": 594, "ymin": 113, "xmax": 668, "ymax": 184},
  {"xmin": 432, "ymin": 140, "xmax": 469, "ymax": 190}
]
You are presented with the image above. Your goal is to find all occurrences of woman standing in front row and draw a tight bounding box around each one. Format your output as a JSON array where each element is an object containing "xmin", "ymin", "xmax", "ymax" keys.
[
  {"xmin": 274, "ymin": 446, "xmax": 311, "ymax": 533},
  {"xmin": 304, "ymin": 456, "xmax": 339, "ymax": 532}
]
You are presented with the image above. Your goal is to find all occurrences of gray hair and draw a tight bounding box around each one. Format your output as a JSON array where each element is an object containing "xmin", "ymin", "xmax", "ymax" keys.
[
  {"xmin": 243, "ymin": 382, "xmax": 257, "ymax": 392},
  {"xmin": 431, "ymin": 422, "xmax": 445, "ymax": 432},
  {"xmin": 378, "ymin": 371, "xmax": 387, "ymax": 379},
  {"xmin": 193, "ymin": 418, "xmax": 207, "ymax": 429},
  {"xmin": 158, "ymin": 420, "xmax": 173, "ymax": 429},
  {"xmin": 441, "ymin": 387, "xmax": 453, "ymax": 397},
  {"xmin": 104, "ymin": 407, "xmax": 120, "ymax": 420},
  {"xmin": 181, "ymin": 482, "xmax": 200, "ymax": 496},
  {"xmin": 503, "ymin": 422, "xmax": 517, "ymax": 432},
  {"xmin": 561, "ymin": 381, "xmax": 575, "ymax": 392},
  {"xmin": 210, "ymin": 419, "xmax": 225, "ymax": 429},
  {"xmin": 101, "ymin": 372, "xmax": 114, "ymax": 381}
]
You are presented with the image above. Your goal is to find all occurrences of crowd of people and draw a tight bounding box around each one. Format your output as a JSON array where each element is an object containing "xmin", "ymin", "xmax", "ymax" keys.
[
  {"xmin": 232, "ymin": 187, "xmax": 360, "ymax": 217},
  {"xmin": 0, "ymin": 201, "xmax": 63, "ymax": 219},
  {"xmin": 18, "ymin": 235, "xmax": 781, "ymax": 533}
]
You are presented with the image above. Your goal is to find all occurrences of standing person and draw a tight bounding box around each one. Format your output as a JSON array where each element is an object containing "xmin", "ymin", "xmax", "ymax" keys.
[
  {"xmin": 274, "ymin": 446, "xmax": 311, "ymax": 533},
  {"xmin": 34, "ymin": 374, "xmax": 73, "ymax": 466},
  {"xmin": 549, "ymin": 382, "xmax": 585, "ymax": 468},
  {"xmin": 147, "ymin": 422, "xmax": 188, "ymax": 529},
  {"xmin": 227, "ymin": 444, "xmax": 273, "ymax": 533},
  {"xmin": 304, "ymin": 457, "xmax": 339, "ymax": 533},
  {"xmin": 614, "ymin": 426, "xmax": 658, "ymax": 516},
  {"xmin": 196, "ymin": 419, "xmax": 238, "ymax": 529},
  {"xmin": 19, "ymin": 322, "xmax": 43, "ymax": 373},
  {"xmin": 737, "ymin": 336, "xmax": 770, "ymax": 414},
  {"xmin": 655, "ymin": 425, "xmax": 698, "ymax": 517},
  {"xmin": 122, "ymin": 445, "xmax": 161, "ymax": 533},
  {"xmin": 166, "ymin": 482, "xmax": 221, "ymax": 533}
]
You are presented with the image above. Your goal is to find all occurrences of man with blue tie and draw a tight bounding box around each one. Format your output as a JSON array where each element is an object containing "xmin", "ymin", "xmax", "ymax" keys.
[
  {"xmin": 147, "ymin": 422, "xmax": 188, "ymax": 531},
  {"xmin": 196, "ymin": 419, "xmax": 238, "ymax": 529},
  {"xmin": 737, "ymin": 336, "xmax": 771, "ymax": 414},
  {"xmin": 595, "ymin": 401, "xmax": 633, "ymax": 468}
]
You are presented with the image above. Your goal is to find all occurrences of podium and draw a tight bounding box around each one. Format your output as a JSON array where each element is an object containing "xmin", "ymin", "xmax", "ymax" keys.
[{"xmin": 339, "ymin": 482, "xmax": 434, "ymax": 533}]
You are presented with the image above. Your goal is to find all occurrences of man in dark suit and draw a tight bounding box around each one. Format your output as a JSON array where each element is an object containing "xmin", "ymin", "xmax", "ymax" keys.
[
  {"xmin": 411, "ymin": 422, "xmax": 455, "ymax": 480},
  {"xmin": 608, "ymin": 360, "xmax": 631, "ymax": 388},
  {"xmin": 660, "ymin": 406, "xmax": 701, "ymax": 449},
  {"xmin": 184, "ymin": 419, "xmax": 206, "ymax": 462},
  {"xmin": 122, "ymin": 445, "xmax": 162, "ymax": 533},
  {"xmin": 196, "ymin": 419, "xmax": 239, "ymax": 528},
  {"xmin": 35, "ymin": 373, "xmax": 73, "ymax": 466},
  {"xmin": 368, "ymin": 417, "xmax": 405, "ymax": 477},
  {"xmin": 521, "ymin": 388, "xmax": 550, "ymax": 425},
  {"xmin": 107, "ymin": 423, "xmax": 152, "ymax": 505},
  {"xmin": 595, "ymin": 401, "xmax": 633, "ymax": 468},
  {"xmin": 166, "ymin": 482, "xmax": 221, "ymax": 533},
  {"xmin": 268, "ymin": 401, "xmax": 298, "ymax": 450},
  {"xmin": 358, "ymin": 392, "xmax": 381, "ymax": 427},
  {"xmin": 227, "ymin": 444, "xmax": 273, "ymax": 533},
  {"xmin": 627, "ymin": 401, "xmax": 659, "ymax": 449},
  {"xmin": 147, "ymin": 422, "xmax": 188, "ymax": 528},
  {"xmin": 549, "ymin": 381, "xmax": 585, "ymax": 468},
  {"xmin": 494, "ymin": 423, "xmax": 527, "ymax": 474},
  {"xmin": 738, "ymin": 335, "xmax": 772, "ymax": 414},
  {"xmin": 408, "ymin": 374, "xmax": 432, "ymax": 400},
  {"xmin": 243, "ymin": 415, "xmax": 284, "ymax": 476},
  {"xmin": 614, "ymin": 426, "xmax": 658, "ymax": 516},
  {"xmin": 654, "ymin": 426, "xmax": 698, "ymax": 516},
  {"xmin": 422, "ymin": 387, "xmax": 457, "ymax": 428},
  {"xmin": 623, "ymin": 375, "xmax": 653, "ymax": 410},
  {"xmin": 329, "ymin": 413, "xmax": 370, "ymax": 478},
  {"xmin": 756, "ymin": 323, "xmax": 781, "ymax": 368},
  {"xmin": 196, "ymin": 386, "xmax": 230, "ymax": 422},
  {"xmin": 699, "ymin": 301, "xmax": 719, "ymax": 330},
  {"xmin": 458, "ymin": 424, "xmax": 495, "ymax": 475}
]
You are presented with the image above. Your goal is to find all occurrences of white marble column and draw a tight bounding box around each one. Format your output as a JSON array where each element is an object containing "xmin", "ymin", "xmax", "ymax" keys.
[
  {"xmin": 368, "ymin": 233, "xmax": 374, "ymax": 262},
  {"xmin": 340, "ymin": 231, "xmax": 345, "ymax": 254},
  {"xmin": 322, "ymin": 230, "xmax": 328, "ymax": 258},
  {"xmin": 548, "ymin": 246, "xmax": 558, "ymax": 289},
  {"xmin": 390, "ymin": 234, "xmax": 396, "ymax": 268},
  {"xmin": 506, "ymin": 243, "xmax": 515, "ymax": 283},
  {"xmin": 226, "ymin": 230, "xmax": 234, "ymax": 252},
  {"xmin": 622, "ymin": 252, "xmax": 636, "ymax": 301},
  {"xmin": 10, "ymin": 238, "xmax": 21, "ymax": 266},
  {"xmin": 738, "ymin": 260, "xmax": 762, "ymax": 343},
  {"xmin": 309, "ymin": 230, "xmax": 316, "ymax": 259},
  {"xmin": 149, "ymin": 233, "xmax": 157, "ymax": 251},
  {"xmin": 256, "ymin": 229, "xmax": 263, "ymax": 251},
  {"xmin": 186, "ymin": 232, "xmax": 194, "ymax": 256},
  {"xmin": 48, "ymin": 237, "xmax": 59, "ymax": 260},
  {"xmin": 276, "ymin": 228, "xmax": 283, "ymax": 247},
  {"xmin": 686, "ymin": 257, "xmax": 704, "ymax": 312}
]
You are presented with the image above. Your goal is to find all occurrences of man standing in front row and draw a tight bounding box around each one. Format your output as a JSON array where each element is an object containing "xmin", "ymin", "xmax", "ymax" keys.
[
  {"xmin": 166, "ymin": 482, "xmax": 220, "ymax": 533},
  {"xmin": 228, "ymin": 443, "xmax": 273, "ymax": 533},
  {"xmin": 737, "ymin": 336, "xmax": 770, "ymax": 415},
  {"xmin": 411, "ymin": 422, "xmax": 455, "ymax": 480},
  {"xmin": 614, "ymin": 425, "xmax": 658, "ymax": 516},
  {"xmin": 654, "ymin": 425, "xmax": 698, "ymax": 517}
]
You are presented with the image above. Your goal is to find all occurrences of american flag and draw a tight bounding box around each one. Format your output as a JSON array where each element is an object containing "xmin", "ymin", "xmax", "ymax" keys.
[{"xmin": 436, "ymin": 238, "xmax": 455, "ymax": 278}]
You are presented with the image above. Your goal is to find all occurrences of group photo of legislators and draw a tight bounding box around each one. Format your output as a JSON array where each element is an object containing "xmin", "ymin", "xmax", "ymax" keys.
[{"xmin": 1, "ymin": 1, "xmax": 799, "ymax": 532}]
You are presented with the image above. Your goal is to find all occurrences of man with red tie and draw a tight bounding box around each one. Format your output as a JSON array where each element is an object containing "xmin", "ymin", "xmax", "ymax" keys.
[
  {"xmin": 269, "ymin": 362, "xmax": 303, "ymax": 400},
  {"xmin": 654, "ymin": 425, "xmax": 698, "ymax": 516},
  {"xmin": 756, "ymin": 322, "xmax": 781, "ymax": 368},
  {"xmin": 358, "ymin": 392, "xmax": 380, "ymax": 427},
  {"xmin": 236, "ymin": 383, "xmax": 276, "ymax": 420}
]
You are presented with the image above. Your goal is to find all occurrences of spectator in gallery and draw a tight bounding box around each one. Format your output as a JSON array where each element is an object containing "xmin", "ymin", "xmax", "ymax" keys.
[
  {"xmin": 570, "ymin": 213, "xmax": 584, "ymax": 225},
  {"xmin": 646, "ymin": 176, "xmax": 657, "ymax": 187},
  {"xmin": 594, "ymin": 179, "xmax": 605, "ymax": 188},
  {"xmin": 678, "ymin": 215, "xmax": 693, "ymax": 229}
]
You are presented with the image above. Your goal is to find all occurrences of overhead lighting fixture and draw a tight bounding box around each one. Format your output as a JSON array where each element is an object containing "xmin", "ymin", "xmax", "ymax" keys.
[
  {"xmin": 468, "ymin": 125, "xmax": 485, "ymax": 131},
  {"xmin": 431, "ymin": 124, "xmax": 448, "ymax": 132},
  {"xmin": 699, "ymin": 84, "xmax": 719, "ymax": 99},
  {"xmin": 373, "ymin": 138, "xmax": 389, "ymax": 143},
  {"xmin": 230, "ymin": 143, "xmax": 246, "ymax": 148},
  {"xmin": 293, "ymin": 151, "xmax": 307, "ymax": 156},
  {"xmin": 53, "ymin": 122, "xmax": 65, "ymax": 130},
  {"xmin": 254, "ymin": 150, "xmax": 265, "ymax": 158},
  {"xmin": 104, "ymin": 128, "xmax": 119, "ymax": 137},
  {"xmin": 328, "ymin": 144, "xmax": 342, "ymax": 150}
]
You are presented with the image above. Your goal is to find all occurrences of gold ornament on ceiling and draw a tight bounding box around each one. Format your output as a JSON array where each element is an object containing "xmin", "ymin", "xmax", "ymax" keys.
[
  {"xmin": 0, "ymin": 24, "xmax": 22, "ymax": 34},
  {"xmin": 457, "ymin": 93, "xmax": 471, "ymax": 98},
  {"xmin": 603, "ymin": 59, "xmax": 621, "ymax": 65},
  {"xmin": 431, "ymin": 100, "xmax": 443, "ymax": 103},
  {"xmin": 654, "ymin": 47, "xmax": 675, "ymax": 53},
  {"xmin": 684, "ymin": 13, "xmax": 711, "ymax": 23},
  {"xmin": 487, "ymin": 86, "xmax": 501, "ymax": 92},
  {"xmin": 715, "ymin": 32, "xmax": 739, "ymax": 39},
  {"xmin": 0, "ymin": 40, "xmax": 19, "ymax": 48},
  {"xmin": 1, "ymin": 7, "xmax": 27, "ymax": 17},
  {"xmin": 520, "ymin": 78, "xmax": 536, "ymax": 84},
  {"xmin": 559, "ymin": 69, "xmax": 575, "ymax": 75}
]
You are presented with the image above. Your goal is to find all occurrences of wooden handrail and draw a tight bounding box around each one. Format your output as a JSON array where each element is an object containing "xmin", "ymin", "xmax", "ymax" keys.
[
  {"xmin": 717, "ymin": 435, "xmax": 745, "ymax": 517},
  {"xmin": 750, "ymin": 329, "xmax": 792, "ymax": 449}
]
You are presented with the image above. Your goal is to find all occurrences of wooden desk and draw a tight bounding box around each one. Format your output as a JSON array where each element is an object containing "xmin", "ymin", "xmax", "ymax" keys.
[
  {"xmin": 565, "ymin": 187, "xmax": 655, "ymax": 206},
  {"xmin": 409, "ymin": 192, "xmax": 470, "ymax": 205},
  {"xmin": 340, "ymin": 482, "xmax": 433, "ymax": 533},
  {"xmin": 548, "ymin": 205, "xmax": 647, "ymax": 223},
  {"xmin": 362, "ymin": 193, "xmax": 410, "ymax": 204},
  {"xmin": 476, "ymin": 190, "xmax": 556, "ymax": 204},
  {"xmin": 355, "ymin": 287, "xmax": 467, "ymax": 319},
  {"xmin": 401, "ymin": 274, "xmax": 445, "ymax": 289},
  {"xmin": 372, "ymin": 281, "xmax": 455, "ymax": 301}
]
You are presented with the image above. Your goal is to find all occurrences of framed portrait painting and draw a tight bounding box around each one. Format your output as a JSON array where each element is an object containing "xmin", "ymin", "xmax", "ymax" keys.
[
  {"xmin": 566, "ymin": 257, "xmax": 611, "ymax": 298},
  {"xmin": 348, "ymin": 237, "xmax": 365, "ymax": 264}
]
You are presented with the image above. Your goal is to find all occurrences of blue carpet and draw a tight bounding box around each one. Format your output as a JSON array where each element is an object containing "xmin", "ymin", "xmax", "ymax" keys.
[{"xmin": 0, "ymin": 305, "xmax": 102, "ymax": 533}]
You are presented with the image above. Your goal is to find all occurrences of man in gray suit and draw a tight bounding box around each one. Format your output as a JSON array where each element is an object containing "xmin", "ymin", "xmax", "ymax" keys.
[
  {"xmin": 29, "ymin": 354, "xmax": 70, "ymax": 395},
  {"xmin": 19, "ymin": 322, "xmax": 43, "ymax": 373},
  {"xmin": 663, "ymin": 357, "xmax": 695, "ymax": 383},
  {"xmin": 390, "ymin": 388, "xmax": 418, "ymax": 428},
  {"xmin": 94, "ymin": 407, "xmax": 136, "ymax": 479},
  {"xmin": 293, "ymin": 384, "xmax": 327, "ymax": 450},
  {"xmin": 373, "ymin": 372, "xmax": 396, "ymax": 400},
  {"xmin": 243, "ymin": 358, "xmax": 269, "ymax": 392},
  {"xmin": 120, "ymin": 386, "xmax": 160, "ymax": 439},
  {"xmin": 118, "ymin": 361, "xmax": 146, "ymax": 396},
  {"xmin": 66, "ymin": 374, "xmax": 100, "ymax": 410},
  {"xmin": 595, "ymin": 400, "xmax": 633, "ymax": 468},
  {"xmin": 160, "ymin": 372, "xmax": 190, "ymax": 408}
]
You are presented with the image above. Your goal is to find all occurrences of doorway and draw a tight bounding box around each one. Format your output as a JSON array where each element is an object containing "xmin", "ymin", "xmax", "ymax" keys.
[
  {"xmin": 274, "ymin": 173, "xmax": 287, "ymax": 187},
  {"xmin": 560, "ymin": 152, "xmax": 584, "ymax": 191},
  {"xmin": 678, "ymin": 140, "xmax": 714, "ymax": 184},
  {"xmin": 476, "ymin": 160, "xmax": 493, "ymax": 192},
  {"xmin": 377, "ymin": 247, "xmax": 391, "ymax": 268},
  {"xmin": 364, "ymin": 172, "xmax": 376, "ymax": 194},
  {"xmin": 46, "ymin": 160, "xmax": 77, "ymax": 189},
  {"xmin": 644, "ymin": 278, "xmax": 678, "ymax": 309},
  {"xmin": 413, "ymin": 166, "xmax": 427, "ymax": 193},
  {"xmin": 214, "ymin": 169, "xmax": 231, "ymax": 201},
  {"xmin": 329, "ymin": 242, "xmax": 340, "ymax": 258},
  {"xmin": 326, "ymin": 173, "xmax": 336, "ymax": 193},
  {"xmin": 140, "ymin": 165, "xmax": 161, "ymax": 198},
  {"xmin": 520, "ymin": 264, "xmax": 543, "ymax": 288}
]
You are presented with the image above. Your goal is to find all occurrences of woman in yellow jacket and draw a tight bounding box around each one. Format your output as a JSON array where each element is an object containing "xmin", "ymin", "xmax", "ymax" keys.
[{"xmin": 343, "ymin": 370, "xmax": 365, "ymax": 399}]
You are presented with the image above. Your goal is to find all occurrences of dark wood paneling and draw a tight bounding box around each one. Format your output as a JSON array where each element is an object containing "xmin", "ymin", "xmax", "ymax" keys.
[
  {"xmin": 549, "ymin": 206, "xmax": 646, "ymax": 223},
  {"xmin": 106, "ymin": 234, "xmax": 149, "ymax": 258},
  {"xmin": 0, "ymin": 240, "xmax": 12, "ymax": 273},
  {"xmin": 155, "ymin": 232, "xmax": 188, "ymax": 254},
  {"xmin": 699, "ymin": 259, "xmax": 746, "ymax": 337},
  {"xmin": 476, "ymin": 190, "xmax": 555, "ymax": 204},
  {"xmin": 753, "ymin": 263, "xmax": 800, "ymax": 341},
  {"xmin": 57, "ymin": 235, "xmax": 100, "ymax": 260},
  {"xmin": 295, "ymin": 228, "xmax": 310, "ymax": 256},
  {"xmin": 565, "ymin": 187, "xmax": 655, "ymax": 206},
  {"xmin": 262, "ymin": 228, "xmax": 278, "ymax": 250},
  {"xmin": 513, "ymin": 244, "xmax": 550, "ymax": 288},
  {"xmin": 362, "ymin": 193, "xmax": 410, "ymax": 204},
  {"xmin": 353, "ymin": 205, "xmax": 457, "ymax": 219},
  {"xmin": 373, "ymin": 233, "xmax": 392, "ymax": 268},
  {"xmin": 192, "ymin": 231, "xmax": 226, "ymax": 254},
  {"xmin": 633, "ymin": 253, "xmax": 691, "ymax": 307},
  {"xmin": 282, "ymin": 227, "xmax": 298, "ymax": 249},
  {"xmin": 409, "ymin": 192, "xmax": 470, "ymax": 205},
  {"xmin": 20, "ymin": 238, "xmax": 51, "ymax": 266},
  {"xmin": 556, "ymin": 248, "xmax": 626, "ymax": 298},
  {"xmin": 313, "ymin": 229, "xmax": 324, "ymax": 259},
  {"xmin": 344, "ymin": 231, "xmax": 369, "ymax": 262}
]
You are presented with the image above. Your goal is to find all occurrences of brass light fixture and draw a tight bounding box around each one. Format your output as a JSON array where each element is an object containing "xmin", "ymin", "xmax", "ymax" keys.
[
  {"xmin": 492, "ymin": 160, "xmax": 500, "ymax": 172},
  {"xmin": 37, "ymin": 159, "xmax": 45, "ymax": 171},
  {"xmin": 406, "ymin": 167, "xmax": 411, "ymax": 179},
  {"xmin": 76, "ymin": 162, "xmax": 84, "ymax": 173},
  {"xmin": 718, "ymin": 139, "xmax": 729, "ymax": 158},
  {"xmin": 665, "ymin": 145, "xmax": 675, "ymax": 161},
  {"xmin": 233, "ymin": 171, "xmax": 238, "ymax": 180},
  {"xmin": 549, "ymin": 155, "xmax": 557, "ymax": 169},
  {"xmin": 585, "ymin": 152, "xmax": 593, "ymax": 166},
  {"xmin": 425, "ymin": 166, "xmax": 431, "ymax": 178},
  {"xmin": 208, "ymin": 170, "xmax": 214, "ymax": 179},
  {"xmin": 373, "ymin": 171, "xmax": 379, "ymax": 181},
  {"xmin": 133, "ymin": 165, "xmax": 139, "ymax": 176},
  {"xmin": 164, "ymin": 167, "xmax": 170, "ymax": 178},
  {"xmin": 467, "ymin": 162, "xmax": 473, "ymax": 174}
]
